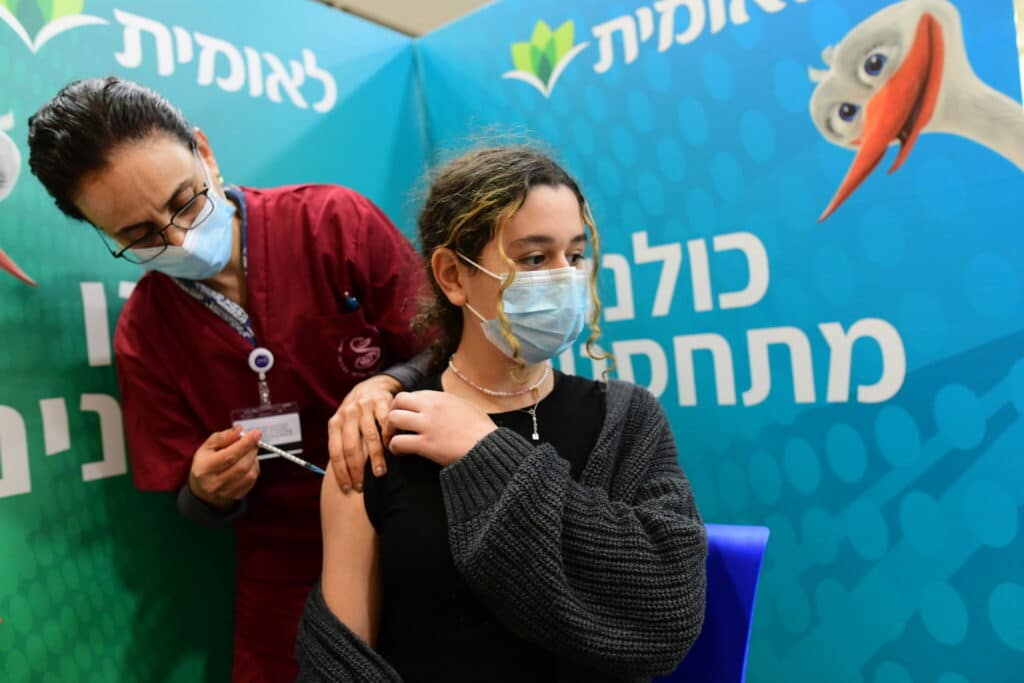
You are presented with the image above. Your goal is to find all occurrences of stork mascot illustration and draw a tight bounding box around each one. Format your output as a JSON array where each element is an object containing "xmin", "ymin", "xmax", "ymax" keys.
[
  {"xmin": 0, "ymin": 110, "xmax": 35, "ymax": 285},
  {"xmin": 810, "ymin": 0, "xmax": 1024, "ymax": 221}
]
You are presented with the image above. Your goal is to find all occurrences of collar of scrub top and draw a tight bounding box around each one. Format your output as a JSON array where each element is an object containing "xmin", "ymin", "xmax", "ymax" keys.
[{"xmin": 170, "ymin": 186, "xmax": 258, "ymax": 347}]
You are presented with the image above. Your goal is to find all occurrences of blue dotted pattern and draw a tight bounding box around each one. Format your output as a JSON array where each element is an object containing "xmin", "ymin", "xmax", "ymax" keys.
[{"xmin": 414, "ymin": 2, "xmax": 1024, "ymax": 682}]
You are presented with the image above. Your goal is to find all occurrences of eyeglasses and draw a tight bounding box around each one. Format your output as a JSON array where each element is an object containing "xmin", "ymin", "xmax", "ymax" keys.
[{"xmin": 95, "ymin": 152, "xmax": 217, "ymax": 265}]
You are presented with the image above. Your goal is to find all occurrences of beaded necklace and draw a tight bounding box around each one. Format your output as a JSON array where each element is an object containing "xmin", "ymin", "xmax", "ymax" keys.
[{"xmin": 447, "ymin": 356, "xmax": 550, "ymax": 441}]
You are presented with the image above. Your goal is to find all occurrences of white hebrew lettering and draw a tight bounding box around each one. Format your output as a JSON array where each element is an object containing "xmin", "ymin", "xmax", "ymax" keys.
[
  {"xmin": 195, "ymin": 32, "xmax": 246, "ymax": 92},
  {"xmin": 654, "ymin": 0, "xmax": 707, "ymax": 49},
  {"xmin": 114, "ymin": 9, "xmax": 174, "ymax": 76},
  {"xmin": 80, "ymin": 282, "xmax": 111, "ymax": 368},
  {"xmin": 613, "ymin": 339, "xmax": 669, "ymax": 398},
  {"xmin": 743, "ymin": 326, "xmax": 815, "ymax": 406},
  {"xmin": 687, "ymin": 239, "xmax": 714, "ymax": 312},
  {"xmin": 40, "ymin": 398, "xmax": 70, "ymax": 455},
  {"xmin": 263, "ymin": 52, "xmax": 309, "ymax": 109},
  {"xmin": 80, "ymin": 394, "xmax": 127, "ymax": 482},
  {"xmin": 674, "ymin": 333, "xmax": 737, "ymax": 406},
  {"xmin": 820, "ymin": 319, "xmax": 906, "ymax": 403},
  {"xmin": 592, "ymin": 15, "xmax": 640, "ymax": 73},
  {"xmin": 714, "ymin": 231, "xmax": 769, "ymax": 309},
  {"xmin": 0, "ymin": 406, "xmax": 30, "ymax": 498}
]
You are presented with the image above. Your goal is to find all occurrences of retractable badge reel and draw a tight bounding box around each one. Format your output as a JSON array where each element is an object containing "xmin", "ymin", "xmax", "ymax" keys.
[
  {"xmin": 232, "ymin": 347, "xmax": 304, "ymax": 460},
  {"xmin": 249, "ymin": 347, "xmax": 275, "ymax": 406}
]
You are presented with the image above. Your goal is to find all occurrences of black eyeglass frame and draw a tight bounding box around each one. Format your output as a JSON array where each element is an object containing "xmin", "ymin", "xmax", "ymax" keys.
[{"xmin": 93, "ymin": 148, "xmax": 216, "ymax": 265}]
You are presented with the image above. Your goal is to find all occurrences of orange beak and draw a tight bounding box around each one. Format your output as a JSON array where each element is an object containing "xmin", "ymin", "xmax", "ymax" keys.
[
  {"xmin": 0, "ymin": 247, "xmax": 36, "ymax": 286},
  {"xmin": 819, "ymin": 13, "xmax": 945, "ymax": 222}
]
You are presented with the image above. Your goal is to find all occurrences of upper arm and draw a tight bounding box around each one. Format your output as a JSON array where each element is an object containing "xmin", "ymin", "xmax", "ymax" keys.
[
  {"xmin": 320, "ymin": 469, "xmax": 381, "ymax": 647},
  {"xmin": 114, "ymin": 318, "xmax": 206, "ymax": 492}
]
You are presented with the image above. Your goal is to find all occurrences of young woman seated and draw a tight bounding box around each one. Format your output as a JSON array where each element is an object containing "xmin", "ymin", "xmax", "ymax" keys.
[{"xmin": 296, "ymin": 146, "xmax": 708, "ymax": 682}]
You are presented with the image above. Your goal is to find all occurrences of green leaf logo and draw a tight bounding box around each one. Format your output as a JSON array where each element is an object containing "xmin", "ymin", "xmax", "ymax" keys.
[
  {"xmin": 0, "ymin": 0, "xmax": 82, "ymax": 34},
  {"xmin": 504, "ymin": 19, "xmax": 590, "ymax": 98},
  {"xmin": 0, "ymin": 0, "xmax": 105, "ymax": 53}
]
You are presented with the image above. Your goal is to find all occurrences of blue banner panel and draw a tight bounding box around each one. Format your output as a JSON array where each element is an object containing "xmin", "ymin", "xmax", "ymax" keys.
[{"xmin": 418, "ymin": 2, "xmax": 1024, "ymax": 681}]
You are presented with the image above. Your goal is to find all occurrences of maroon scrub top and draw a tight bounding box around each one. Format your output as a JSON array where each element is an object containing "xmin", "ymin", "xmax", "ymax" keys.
[{"xmin": 113, "ymin": 184, "xmax": 423, "ymax": 681}]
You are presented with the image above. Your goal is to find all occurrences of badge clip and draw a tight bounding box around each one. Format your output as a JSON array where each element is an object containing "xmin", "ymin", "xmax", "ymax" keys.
[{"xmin": 248, "ymin": 347, "xmax": 275, "ymax": 406}]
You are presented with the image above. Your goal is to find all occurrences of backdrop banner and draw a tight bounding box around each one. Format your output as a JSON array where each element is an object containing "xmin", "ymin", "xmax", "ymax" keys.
[
  {"xmin": 416, "ymin": 2, "xmax": 1024, "ymax": 682},
  {"xmin": 3, "ymin": 0, "xmax": 1024, "ymax": 681},
  {"xmin": 0, "ymin": 1, "xmax": 425, "ymax": 680}
]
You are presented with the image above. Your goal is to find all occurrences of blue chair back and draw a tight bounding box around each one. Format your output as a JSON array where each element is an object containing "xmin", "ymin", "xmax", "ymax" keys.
[{"xmin": 656, "ymin": 524, "xmax": 770, "ymax": 683}]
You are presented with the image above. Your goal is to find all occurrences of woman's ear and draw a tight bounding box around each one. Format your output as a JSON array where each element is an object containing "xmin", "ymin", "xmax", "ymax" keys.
[
  {"xmin": 431, "ymin": 248, "xmax": 468, "ymax": 307},
  {"xmin": 193, "ymin": 128, "xmax": 222, "ymax": 184}
]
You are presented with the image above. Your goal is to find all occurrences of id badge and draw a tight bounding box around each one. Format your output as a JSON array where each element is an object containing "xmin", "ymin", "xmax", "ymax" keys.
[{"xmin": 230, "ymin": 401, "xmax": 303, "ymax": 460}]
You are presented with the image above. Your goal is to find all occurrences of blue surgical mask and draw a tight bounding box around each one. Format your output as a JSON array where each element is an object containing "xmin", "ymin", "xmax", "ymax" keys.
[
  {"xmin": 132, "ymin": 187, "xmax": 236, "ymax": 280},
  {"xmin": 459, "ymin": 253, "xmax": 590, "ymax": 364}
]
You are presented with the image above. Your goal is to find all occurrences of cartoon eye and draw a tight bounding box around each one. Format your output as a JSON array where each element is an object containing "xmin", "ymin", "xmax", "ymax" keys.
[
  {"xmin": 864, "ymin": 53, "xmax": 887, "ymax": 76},
  {"xmin": 825, "ymin": 101, "xmax": 862, "ymax": 143},
  {"xmin": 838, "ymin": 103, "xmax": 860, "ymax": 122}
]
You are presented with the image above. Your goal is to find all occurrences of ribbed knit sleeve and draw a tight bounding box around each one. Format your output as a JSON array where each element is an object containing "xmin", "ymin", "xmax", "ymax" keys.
[
  {"xmin": 295, "ymin": 582, "xmax": 402, "ymax": 682},
  {"xmin": 439, "ymin": 382, "xmax": 707, "ymax": 678}
]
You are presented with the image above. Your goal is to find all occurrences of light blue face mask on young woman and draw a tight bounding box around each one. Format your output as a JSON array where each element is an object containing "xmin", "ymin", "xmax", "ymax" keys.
[
  {"xmin": 131, "ymin": 186, "xmax": 236, "ymax": 281},
  {"xmin": 459, "ymin": 253, "xmax": 590, "ymax": 364}
]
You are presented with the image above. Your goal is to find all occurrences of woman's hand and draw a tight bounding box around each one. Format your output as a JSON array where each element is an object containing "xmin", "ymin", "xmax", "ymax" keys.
[
  {"xmin": 328, "ymin": 374, "xmax": 402, "ymax": 493},
  {"xmin": 384, "ymin": 391, "xmax": 498, "ymax": 467},
  {"xmin": 189, "ymin": 426, "xmax": 261, "ymax": 509}
]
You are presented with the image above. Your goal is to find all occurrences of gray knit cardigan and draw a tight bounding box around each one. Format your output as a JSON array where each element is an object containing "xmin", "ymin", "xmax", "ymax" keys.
[{"xmin": 296, "ymin": 379, "xmax": 708, "ymax": 682}]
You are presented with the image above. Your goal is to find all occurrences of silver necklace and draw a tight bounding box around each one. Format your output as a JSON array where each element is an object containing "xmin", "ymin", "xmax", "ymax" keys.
[
  {"xmin": 448, "ymin": 356, "xmax": 548, "ymax": 441},
  {"xmin": 522, "ymin": 401, "xmax": 541, "ymax": 441}
]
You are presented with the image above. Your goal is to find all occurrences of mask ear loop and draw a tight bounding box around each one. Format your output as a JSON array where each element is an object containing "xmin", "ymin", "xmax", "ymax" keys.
[
  {"xmin": 463, "ymin": 302, "xmax": 489, "ymax": 322},
  {"xmin": 455, "ymin": 252, "xmax": 502, "ymax": 323},
  {"xmin": 457, "ymin": 251, "xmax": 508, "ymax": 325},
  {"xmin": 456, "ymin": 251, "xmax": 505, "ymax": 282}
]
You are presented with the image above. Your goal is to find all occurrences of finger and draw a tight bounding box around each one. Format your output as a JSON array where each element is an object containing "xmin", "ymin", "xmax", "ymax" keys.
[
  {"xmin": 340, "ymin": 404, "xmax": 364, "ymax": 491},
  {"xmin": 373, "ymin": 395, "xmax": 391, "ymax": 427},
  {"xmin": 210, "ymin": 429, "xmax": 261, "ymax": 473},
  {"xmin": 219, "ymin": 439, "xmax": 259, "ymax": 481},
  {"xmin": 331, "ymin": 454, "xmax": 353, "ymax": 494},
  {"xmin": 221, "ymin": 458, "xmax": 261, "ymax": 500},
  {"xmin": 387, "ymin": 433, "xmax": 420, "ymax": 456},
  {"xmin": 349, "ymin": 398, "xmax": 381, "ymax": 491},
  {"xmin": 390, "ymin": 391, "xmax": 426, "ymax": 412},
  {"xmin": 381, "ymin": 414, "xmax": 396, "ymax": 448},
  {"xmin": 329, "ymin": 408, "xmax": 355, "ymax": 493},
  {"xmin": 386, "ymin": 408, "xmax": 427, "ymax": 434},
  {"xmin": 205, "ymin": 425, "xmax": 243, "ymax": 449},
  {"xmin": 327, "ymin": 410, "xmax": 345, "ymax": 477},
  {"xmin": 360, "ymin": 401, "xmax": 387, "ymax": 478},
  {"xmin": 207, "ymin": 450, "xmax": 256, "ymax": 501}
]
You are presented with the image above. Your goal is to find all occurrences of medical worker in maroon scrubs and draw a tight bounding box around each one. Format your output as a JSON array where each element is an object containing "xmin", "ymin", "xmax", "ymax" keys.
[{"xmin": 26, "ymin": 76, "xmax": 425, "ymax": 681}]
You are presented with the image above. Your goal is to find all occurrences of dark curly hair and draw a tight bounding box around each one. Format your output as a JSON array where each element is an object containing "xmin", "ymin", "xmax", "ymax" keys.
[{"xmin": 414, "ymin": 145, "xmax": 607, "ymax": 373}]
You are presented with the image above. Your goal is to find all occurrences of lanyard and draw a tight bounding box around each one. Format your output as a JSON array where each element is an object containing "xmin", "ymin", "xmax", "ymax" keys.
[
  {"xmin": 172, "ymin": 187, "xmax": 255, "ymax": 345},
  {"xmin": 172, "ymin": 188, "xmax": 275, "ymax": 406}
]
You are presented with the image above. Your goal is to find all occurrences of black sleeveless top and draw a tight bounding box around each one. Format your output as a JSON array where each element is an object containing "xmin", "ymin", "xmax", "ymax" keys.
[{"xmin": 362, "ymin": 371, "xmax": 606, "ymax": 682}]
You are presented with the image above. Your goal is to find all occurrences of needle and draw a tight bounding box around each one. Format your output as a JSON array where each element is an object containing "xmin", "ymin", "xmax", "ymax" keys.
[{"xmin": 255, "ymin": 440, "xmax": 326, "ymax": 476}]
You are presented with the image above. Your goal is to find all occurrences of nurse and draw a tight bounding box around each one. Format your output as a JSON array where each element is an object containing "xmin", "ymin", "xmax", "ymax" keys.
[{"xmin": 26, "ymin": 76, "xmax": 426, "ymax": 682}]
